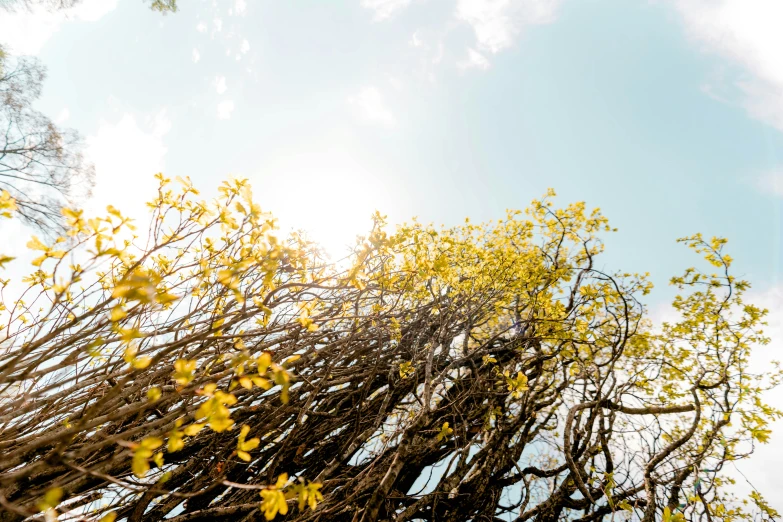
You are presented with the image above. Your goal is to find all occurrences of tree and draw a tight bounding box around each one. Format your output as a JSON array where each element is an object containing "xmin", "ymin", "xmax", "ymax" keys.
[
  {"xmin": 0, "ymin": 0, "xmax": 176, "ymax": 13},
  {"xmin": 0, "ymin": 177, "xmax": 778, "ymax": 522},
  {"xmin": 0, "ymin": 0, "xmax": 178, "ymax": 234},
  {"xmin": 0, "ymin": 0, "xmax": 78, "ymax": 12},
  {"xmin": 0, "ymin": 47, "xmax": 94, "ymax": 232}
]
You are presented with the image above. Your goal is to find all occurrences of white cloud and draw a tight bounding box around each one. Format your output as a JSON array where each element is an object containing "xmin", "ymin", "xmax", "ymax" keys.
[
  {"xmin": 672, "ymin": 0, "xmax": 783, "ymax": 130},
  {"xmin": 455, "ymin": 0, "xmax": 560, "ymax": 54},
  {"xmin": 252, "ymin": 144, "xmax": 398, "ymax": 257},
  {"xmin": 387, "ymin": 75, "xmax": 404, "ymax": 91},
  {"xmin": 235, "ymin": 0, "xmax": 247, "ymax": 16},
  {"xmin": 754, "ymin": 169, "xmax": 783, "ymax": 197},
  {"xmin": 192, "ymin": 48, "xmax": 201, "ymax": 63},
  {"xmin": 214, "ymin": 76, "xmax": 228, "ymax": 94},
  {"xmin": 458, "ymin": 47, "xmax": 491, "ymax": 71},
  {"xmin": 0, "ymin": 211, "xmax": 35, "ymax": 263},
  {"xmin": 85, "ymin": 111, "xmax": 170, "ymax": 220},
  {"xmin": 369, "ymin": 0, "xmax": 561, "ymax": 77},
  {"xmin": 55, "ymin": 107, "xmax": 70, "ymax": 124},
  {"xmin": 0, "ymin": 110, "xmax": 170, "ymax": 296},
  {"xmin": 217, "ymin": 100, "xmax": 235, "ymax": 120},
  {"xmin": 362, "ymin": 0, "xmax": 413, "ymax": 21},
  {"xmin": 0, "ymin": 0, "xmax": 117, "ymax": 55},
  {"xmin": 240, "ymin": 39, "xmax": 250, "ymax": 54},
  {"xmin": 0, "ymin": 11, "xmax": 61, "ymax": 55},
  {"xmin": 350, "ymin": 86, "xmax": 395, "ymax": 126},
  {"xmin": 196, "ymin": 21, "xmax": 208, "ymax": 33},
  {"xmin": 72, "ymin": 0, "xmax": 117, "ymax": 22},
  {"xmin": 432, "ymin": 41, "xmax": 444, "ymax": 64},
  {"xmin": 212, "ymin": 17, "xmax": 223, "ymax": 36}
]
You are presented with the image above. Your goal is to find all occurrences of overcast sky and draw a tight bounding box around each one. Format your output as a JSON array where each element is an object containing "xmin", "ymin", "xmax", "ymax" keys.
[{"xmin": 2, "ymin": 0, "xmax": 783, "ymax": 506}]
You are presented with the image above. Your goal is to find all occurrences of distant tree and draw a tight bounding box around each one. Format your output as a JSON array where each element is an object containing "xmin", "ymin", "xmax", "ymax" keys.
[
  {"xmin": 0, "ymin": 47, "xmax": 94, "ymax": 232},
  {"xmin": 0, "ymin": 0, "xmax": 177, "ymax": 233},
  {"xmin": 0, "ymin": 0, "xmax": 78, "ymax": 11},
  {"xmin": 0, "ymin": 178, "xmax": 778, "ymax": 522},
  {"xmin": 0, "ymin": 0, "xmax": 176, "ymax": 13},
  {"xmin": 147, "ymin": 0, "xmax": 177, "ymax": 13}
]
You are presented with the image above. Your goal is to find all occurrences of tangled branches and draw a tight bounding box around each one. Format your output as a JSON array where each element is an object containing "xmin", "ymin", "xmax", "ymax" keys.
[{"xmin": 0, "ymin": 177, "xmax": 778, "ymax": 522}]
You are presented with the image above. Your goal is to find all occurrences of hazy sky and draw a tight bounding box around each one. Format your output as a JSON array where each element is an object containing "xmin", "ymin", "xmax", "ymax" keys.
[{"xmin": 2, "ymin": 0, "xmax": 783, "ymax": 504}]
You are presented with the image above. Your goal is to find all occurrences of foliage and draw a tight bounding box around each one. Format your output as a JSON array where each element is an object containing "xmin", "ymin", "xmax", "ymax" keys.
[
  {"xmin": 0, "ymin": 177, "xmax": 778, "ymax": 522},
  {"xmin": 147, "ymin": 0, "xmax": 176, "ymax": 14}
]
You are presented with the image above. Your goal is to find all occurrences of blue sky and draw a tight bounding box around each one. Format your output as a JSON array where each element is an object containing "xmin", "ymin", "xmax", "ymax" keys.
[
  {"xmin": 2, "ymin": 0, "xmax": 783, "ymax": 501},
  {"xmin": 3, "ymin": 0, "xmax": 782, "ymax": 299}
]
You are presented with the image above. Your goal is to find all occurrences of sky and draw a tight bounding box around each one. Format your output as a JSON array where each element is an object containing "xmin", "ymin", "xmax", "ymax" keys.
[{"xmin": 2, "ymin": 0, "xmax": 783, "ymax": 507}]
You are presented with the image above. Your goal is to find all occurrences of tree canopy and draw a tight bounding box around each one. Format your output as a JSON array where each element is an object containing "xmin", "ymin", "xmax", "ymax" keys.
[
  {"xmin": 0, "ymin": 47, "xmax": 94, "ymax": 232},
  {"xmin": 0, "ymin": 177, "xmax": 779, "ymax": 522}
]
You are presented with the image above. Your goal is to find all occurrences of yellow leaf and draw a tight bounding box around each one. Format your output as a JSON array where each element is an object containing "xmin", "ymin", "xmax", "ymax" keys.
[
  {"xmin": 238, "ymin": 376, "xmax": 253, "ymax": 390},
  {"xmin": 100, "ymin": 512, "xmax": 117, "ymax": 522},
  {"xmin": 173, "ymin": 358, "xmax": 197, "ymax": 386},
  {"xmin": 257, "ymin": 352, "xmax": 272, "ymax": 374},
  {"xmin": 153, "ymin": 451, "xmax": 164, "ymax": 467},
  {"xmin": 217, "ymin": 269, "xmax": 239, "ymax": 289},
  {"xmin": 220, "ymin": 391, "xmax": 237, "ymax": 404},
  {"xmin": 250, "ymin": 375, "xmax": 271, "ymax": 389},
  {"xmin": 147, "ymin": 387, "xmax": 162, "ymax": 401},
  {"xmin": 437, "ymin": 422, "xmax": 453, "ymax": 442},
  {"xmin": 110, "ymin": 306, "xmax": 127, "ymax": 322},
  {"xmin": 209, "ymin": 417, "xmax": 234, "ymax": 432},
  {"xmin": 237, "ymin": 450, "xmax": 251, "ymax": 462},
  {"xmin": 156, "ymin": 291, "xmax": 179, "ymax": 305},
  {"xmin": 27, "ymin": 236, "xmax": 47, "ymax": 251},
  {"xmin": 123, "ymin": 345, "xmax": 138, "ymax": 364},
  {"xmin": 306, "ymin": 483, "xmax": 323, "ymax": 510},
  {"xmin": 184, "ymin": 423, "xmax": 205, "ymax": 436},
  {"xmin": 295, "ymin": 482, "xmax": 323, "ymax": 512},
  {"xmin": 132, "ymin": 454, "xmax": 149, "ymax": 478},
  {"xmin": 36, "ymin": 487, "xmax": 63, "ymax": 512},
  {"xmin": 141, "ymin": 437, "xmax": 164, "ymax": 450},
  {"xmin": 260, "ymin": 487, "xmax": 289, "ymax": 520},
  {"xmin": 168, "ymin": 432, "xmax": 184, "ymax": 453},
  {"xmin": 243, "ymin": 438, "xmax": 260, "ymax": 451},
  {"xmin": 283, "ymin": 355, "xmax": 301, "ymax": 366},
  {"xmin": 132, "ymin": 356, "xmax": 152, "ymax": 370},
  {"xmin": 0, "ymin": 190, "xmax": 17, "ymax": 216},
  {"xmin": 119, "ymin": 328, "xmax": 141, "ymax": 343}
]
